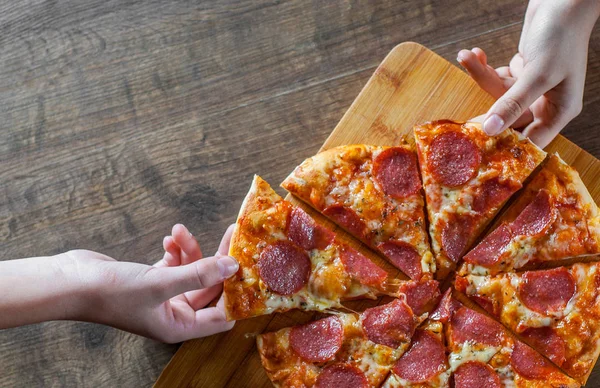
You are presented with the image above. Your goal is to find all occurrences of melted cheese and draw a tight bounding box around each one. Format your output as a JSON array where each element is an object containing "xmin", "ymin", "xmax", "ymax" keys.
[
  {"xmin": 449, "ymin": 342, "xmax": 500, "ymax": 372},
  {"xmin": 495, "ymin": 364, "xmax": 516, "ymax": 388}
]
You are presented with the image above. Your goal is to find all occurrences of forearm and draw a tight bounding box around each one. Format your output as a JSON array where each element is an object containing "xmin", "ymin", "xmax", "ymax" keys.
[{"xmin": 0, "ymin": 253, "xmax": 88, "ymax": 329}]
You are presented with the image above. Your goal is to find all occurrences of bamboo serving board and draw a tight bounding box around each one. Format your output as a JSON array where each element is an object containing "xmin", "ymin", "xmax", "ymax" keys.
[{"xmin": 155, "ymin": 42, "xmax": 600, "ymax": 387}]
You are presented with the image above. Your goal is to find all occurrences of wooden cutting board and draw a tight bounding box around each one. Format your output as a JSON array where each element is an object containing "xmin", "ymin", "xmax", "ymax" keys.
[{"xmin": 155, "ymin": 42, "xmax": 600, "ymax": 387}]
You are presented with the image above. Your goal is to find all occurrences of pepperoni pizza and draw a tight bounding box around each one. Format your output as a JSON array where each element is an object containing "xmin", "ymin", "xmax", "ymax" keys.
[
  {"xmin": 224, "ymin": 175, "xmax": 408, "ymax": 320},
  {"xmin": 456, "ymin": 262, "xmax": 600, "ymax": 382},
  {"xmin": 382, "ymin": 289, "xmax": 579, "ymax": 387},
  {"xmin": 257, "ymin": 299, "xmax": 426, "ymax": 388},
  {"xmin": 282, "ymin": 144, "xmax": 433, "ymax": 280},
  {"xmin": 414, "ymin": 120, "xmax": 546, "ymax": 279},
  {"xmin": 461, "ymin": 153, "xmax": 600, "ymax": 276},
  {"xmin": 382, "ymin": 320, "xmax": 451, "ymax": 387}
]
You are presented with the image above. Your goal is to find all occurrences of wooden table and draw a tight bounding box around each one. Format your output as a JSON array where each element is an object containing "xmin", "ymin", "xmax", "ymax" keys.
[{"xmin": 1, "ymin": 1, "xmax": 599, "ymax": 387}]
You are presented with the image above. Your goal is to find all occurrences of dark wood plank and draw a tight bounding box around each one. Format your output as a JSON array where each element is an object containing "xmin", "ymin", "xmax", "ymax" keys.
[{"xmin": 1, "ymin": 0, "xmax": 599, "ymax": 387}]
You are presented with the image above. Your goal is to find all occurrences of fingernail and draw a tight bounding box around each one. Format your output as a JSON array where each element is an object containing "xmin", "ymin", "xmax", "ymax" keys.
[
  {"xmin": 217, "ymin": 256, "xmax": 239, "ymax": 278},
  {"xmin": 483, "ymin": 114, "xmax": 505, "ymax": 135},
  {"xmin": 456, "ymin": 50, "xmax": 468, "ymax": 64}
]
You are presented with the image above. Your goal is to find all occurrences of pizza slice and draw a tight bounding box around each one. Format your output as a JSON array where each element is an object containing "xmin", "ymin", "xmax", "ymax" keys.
[
  {"xmin": 456, "ymin": 262, "xmax": 600, "ymax": 383},
  {"xmin": 257, "ymin": 298, "xmax": 425, "ymax": 387},
  {"xmin": 435, "ymin": 290, "xmax": 578, "ymax": 387},
  {"xmin": 224, "ymin": 175, "xmax": 438, "ymax": 320},
  {"xmin": 414, "ymin": 120, "xmax": 546, "ymax": 279},
  {"xmin": 281, "ymin": 144, "xmax": 433, "ymax": 280},
  {"xmin": 381, "ymin": 320, "xmax": 451, "ymax": 387},
  {"xmin": 383, "ymin": 289, "xmax": 579, "ymax": 387},
  {"xmin": 461, "ymin": 153, "xmax": 600, "ymax": 276}
]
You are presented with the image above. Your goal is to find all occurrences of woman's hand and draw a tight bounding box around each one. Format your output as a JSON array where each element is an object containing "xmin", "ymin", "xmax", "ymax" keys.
[
  {"xmin": 457, "ymin": 0, "xmax": 600, "ymax": 148},
  {"xmin": 0, "ymin": 224, "xmax": 238, "ymax": 343}
]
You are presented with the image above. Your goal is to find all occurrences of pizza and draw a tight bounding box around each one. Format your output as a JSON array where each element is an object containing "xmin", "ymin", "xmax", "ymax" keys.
[
  {"xmin": 225, "ymin": 120, "xmax": 600, "ymax": 386},
  {"xmin": 440, "ymin": 296, "xmax": 579, "ymax": 388},
  {"xmin": 456, "ymin": 262, "xmax": 600, "ymax": 382},
  {"xmin": 460, "ymin": 153, "xmax": 600, "ymax": 276},
  {"xmin": 223, "ymin": 175, "xmax": 431, "ymax": 320},
  {"xmin": 381, "ymin": 320, "xmax": 450, "ymax": 387},
  {"xmin": 384, "ymin": 289, "xmax": 579, "ymax": 388},
  {"xmin": 414, "ymin": 120, "xmax": 546, "ymax": 279},
  {"xmin": 282, "ymin": 144, "xmax": 433, "ymax": 280},
  {"xmin": 257, "ymin": 299, "xmax": 428, "ymax": 387}
]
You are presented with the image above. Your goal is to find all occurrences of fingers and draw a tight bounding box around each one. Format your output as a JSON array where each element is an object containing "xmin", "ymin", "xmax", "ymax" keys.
[
  {"xmin": 186, "ymin": 296, "xmax": 235, "ymax": 340},
  {"xmin": 163, "ymin": 236, "xmax": 181, "ymax": 265},
  {"xmin": 183, "ymin": 284, "xmax": 223, "ymax": 311},
  {"xmin": 509, "ymin": 53, "xmax": 525, "ymax": 79},
  {"xmin": 495, "ymin": 66, "xmax": 512, "ymax": 78},
  {"xmin": 172, "ymin": 224, "xmax": 202, "ymax": 264},
  {"xmin": 162, "ymin": 295, "xmax": 235, "ymax": 343},
  {"xmin": 471, "ymin": 47, "xmax": 487, "ymax": 65},
  {"xmin": 483, "ymin": 68, "xmax": 555, "ymax": 135},
  {"xmin": 152, "ymin": 255, "xmax": 239, "ymax": 299},
  {"xmin": 457, "ymin": 49, "xmax": 509, "ymax": 99},
  {"xmin": 521, "ymin": 118, "xmax": 564, "ymax": 149},
  {"xmin": 522, "ymin": 92, "xmax": 582, "ymax": 149},
  {"xmin": 217, "ymin": 224, "xmax": 236, "ymax": 256}
]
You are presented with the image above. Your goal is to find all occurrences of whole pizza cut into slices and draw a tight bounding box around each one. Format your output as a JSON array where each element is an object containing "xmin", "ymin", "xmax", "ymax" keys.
[
  {"xmin": 460, "ymin": 153, "xmax": 600, "ymax": 276},
  {"xmin": 414, "ymin": 120, "xmax": 546, "ymax": 279},
  {"xmin": 257, "ymin": 298, "xmax": 428, "ymax": 387},
  {"xmin": 456, "ymin": 262, "xmax": 600, "ymax": 382},
  {"xmin": 223, "ymin": 175, "xmax": 435, "ymax": 321},
  {"xmin": 281, "ymin": 144, "xmax": 433, "ymax": 280}
]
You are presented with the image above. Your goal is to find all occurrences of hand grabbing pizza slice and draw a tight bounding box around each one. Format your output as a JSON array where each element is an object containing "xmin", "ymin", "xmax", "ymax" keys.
[
  {"xmin": 461, "ymin": 153, "xmax": 600, "ymax": 276},
  {"xmin": 414, "ymin": 120, "xmax": 546, "ymax": 279},
  {"xmin": 456, "ymin": 262, "xmax": 600, "ymax": 382},
  {"xmin": 282, "ymin": 144, "xmax": 433, "ymax": 280},
  {"xmin": 224, "ymin": 175, "xmax": 437, "ymax": 320}
]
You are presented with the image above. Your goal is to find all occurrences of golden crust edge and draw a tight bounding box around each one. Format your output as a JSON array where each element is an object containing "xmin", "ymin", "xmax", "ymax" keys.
[{"xmin": 224, "ymin": 175, "xmax": 281, "ymax": 321}]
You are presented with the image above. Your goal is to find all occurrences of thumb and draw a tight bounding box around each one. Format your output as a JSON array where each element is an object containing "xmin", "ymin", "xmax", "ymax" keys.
[
  {"xmin": 483, "ymin": 69, "xmax": 552, "ymax": 135},
  {"xmin": 148, "ymin": 255, "xmax": 239, "ymax": 300}
]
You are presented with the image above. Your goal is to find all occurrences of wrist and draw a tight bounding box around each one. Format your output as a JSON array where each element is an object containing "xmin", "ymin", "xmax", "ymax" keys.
[{"xmin": 52, "ymin": 251, "xmax": 99, "ymax": 322}]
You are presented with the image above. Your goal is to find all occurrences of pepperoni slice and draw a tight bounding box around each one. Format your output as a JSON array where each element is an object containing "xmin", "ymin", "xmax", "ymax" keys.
[
  {"xmin": 289, "ymin": 316, "xmax": 343, "ymax": 362},
  {"xmin": 323, "ymin": 205, "xmax": 367, "ymax": 241},
  {"xmin": 257, "ymin": 241, "xmax": 311, "ymax": 295},
  {"xmin": 392, "ymin": 330, "xmax": 447, "ymax": 382},
  {"xmin": 453, "ymin": 361, "xmax": 501, "ymax": 388},
  {"xmin": 287, "ymin": 207, "xmax": 334, "ymax": 251},
  {"xmin": 463, "ymin": 223, "xmax": 512, "ymax": 266},
  {"xmin": 472, "ymin": 177, "xmax": 516, "ymax": 214},
  {"xmin": 339, "ymin": 245, "xmax": 388, "ymax": 287},
  {"xmin": 377, "ymin": 241, "xmax": 422, "ymax": 280},
  {"xmin": 518, "ymin": 267, "xmax": 576, "ymax": 314},
  {"xmin": 450, "ymin": 307, "xmax": 504, "ymax": 346},
  {"xmin": 429, "ymin": 131, "xmax": 482, "ymax": 187},
  {"xmin": 315, "ymin": 364, "xmax": 368, "ymax": 388},
  {"xmin": 361, "ymin": 299, "xmax": 416, "ymax": 348},
  {"xmin": 511, "ymin": 190, "xmax": 554, "ymax": 236},
  {"xmin": 372, "ymin": 147, "xmax": 422, "ymax": 198},
  {"xmin": 441, "ymin": 216, "xmax": 474, "ymax": 263},
  {"xmin": 399, "ymin": 280, "xmax": 441, "ymax": 315},
  {"xmin": 521, "ymin": 327, "xmax": 566, "ymax": 367},
  {"xmin": 511, "ymin": 341, "xmax": 554, "ymax": 380},
  {"xmin": 430, "ymin": 288, "xmax": 460, "ymax": 323}
]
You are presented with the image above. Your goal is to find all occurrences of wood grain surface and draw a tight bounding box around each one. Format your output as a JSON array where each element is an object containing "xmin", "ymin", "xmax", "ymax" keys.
[{"xmin": 1, "ymin": 1, "xmax": 600, "ymax": 387}]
